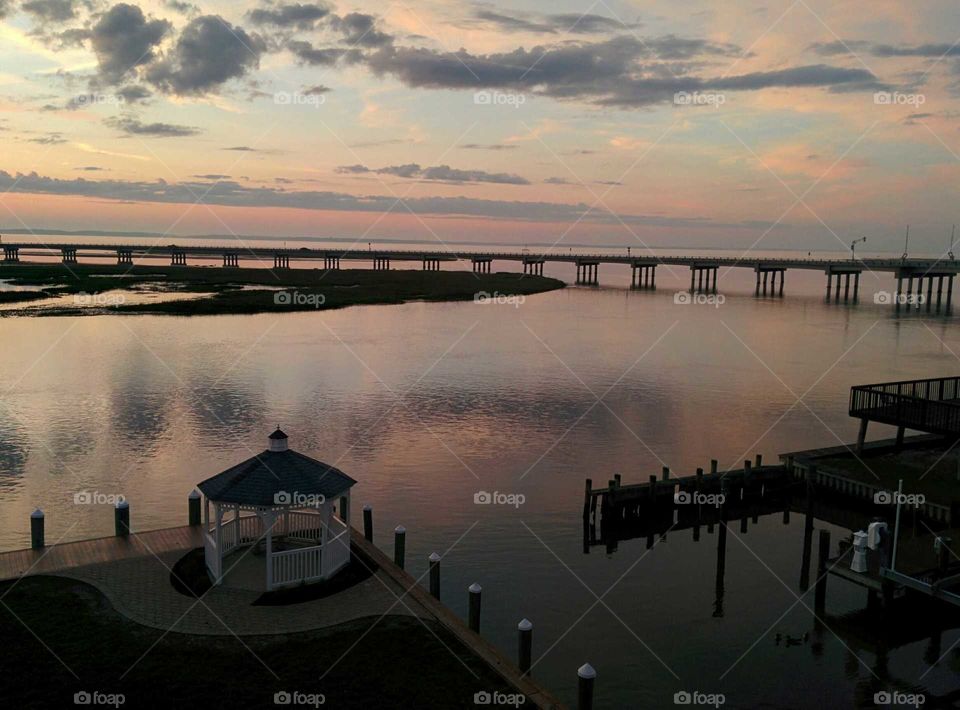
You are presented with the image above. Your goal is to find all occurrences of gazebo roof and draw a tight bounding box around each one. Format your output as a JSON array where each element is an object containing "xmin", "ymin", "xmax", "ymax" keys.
[{"xmin": 198, "ymin": 436, "xmax": 356, "ymax": 506}]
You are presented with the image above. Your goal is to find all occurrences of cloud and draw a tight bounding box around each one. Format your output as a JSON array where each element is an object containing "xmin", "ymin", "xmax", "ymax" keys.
[
  {"xmin": 27, "ymin": 133, "xmax": 68, "ymax": 144},
  {"xmin": 0, "ymin": 169, "xmax": 766, "ymax": 229},
  {"xmin": 146, "ymin": 15, "xmax": 266, "ymax": 95},
  {"xmin": 117, "ymin": 84, "xmax": 152, "ymax": 102},
  {"xmin": 363, "ymin": 36, "xmax": 874, "ymax": 107},
  {"xmin": 460, "ymin": 143, "xmax": 517, "ymax": 150},
  {"xmin": 193, "ymin": 173, "xmax": 230, "ymax": 179},
  {"xmin": 287, "ymin": 40, "xmax": 360, "ymax": 66},
  {"xmin": 21, "ymin": 0, "xmax": 76, "ymax": 22},
  {"xmin": 248, "ymin": 2, "xmax": 330, "ymax": 29},
  {"xmin": 91, "ymin": 3, "xmax": 171, "ymax": 84},
  {"xmin": 329, "ymin": 12, "xmax": 393, "ymax": 48},
  {"xmin": 0, "ymin": 0, "xmax": 11, "ymax": 17},
  {"xmin": 104, "ymin": 116, "xmax": 201, "ymax": 136},
  {"xmin": 470, "ymin": 9, "xmax": 638, "ymax": 35},
  {"xmin": 872, "ymin": 43, "xmax": 960, "ymax": 58},
  {"xmin": 75, "ymin": 165, "xmax": 105, "ymax": 170},
  {"xmin": 165, "ymin": 0, "xmax": 198, "ymax": 15},
  {"xmin": 335, "ymin": 162, "xmax": 530, "ymax": 185},
  {"xmin": 302, "ymin": 84, "xmax": 330, "ymax": 95},
  {"xmin": 544, "ymin": 176, "xmax": 572, "ymax": 184}
]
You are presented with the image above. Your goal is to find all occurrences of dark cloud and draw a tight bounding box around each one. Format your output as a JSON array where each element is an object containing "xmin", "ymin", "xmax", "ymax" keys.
[
  {"xmin": 873, "ymin": 43, "xmax": 960, "ymax": 58},
  {"xmin": 336, "ymin": 162, "xmax": 530, "ymax": 185},
  {"xmin": 0, "ymin": 0, "xmax": 11, "ymax": 18},
  {"xmin": 470, "ymin": 9, "xmax": 638, "ymax": 35},
  {"xmin": 22, "ymin": 0, "xmax": 76, "ymax": 22},
  {"xmin": 193, "ymin": 173, "xmax": 230, "ymax": 179},
  {"xmin": 330, "ymin": 12, "xmax": 393, "ymax": 47},
  {"xmin": 117, "ymin": 84, "xmax": 152, "ymax": 102},
  {"xmin": 27, "ymin": 133, "xmax": 67, "ymax": 144},
  {"xmin": 50, "ymin": 27, "xmax": 91, "ymax": 49},
  {"xmin": 302, "ymin": 84, "xmax": 331, "ymax": 95},
  {"xmin": 248, "ymin": 2, "xmax": 330, "ymax": 29},
  {"xmin": 811, "ymin": 39, "xmax": 960, "ymax": 60},
  {"xmin": 75, "ymin": 165, "xmax": 105, "ymax": 170},
  {"xmin": 91, "ymin": 3, "xmax": 171, "ymax": 84},
  {"xmin": 0, "ymin": 169, "xmax": 762, "ymax": 229},
  {"xmin": 147, "ymin": 15, "xmax": 266, "ymax": 95},
  {"xmin": 460, "ymin": 143, "xmax": 517, "ymax": 150},
  {"xmin": 363, "ymin": 36, "xmax": 872, "ymax": 107},
  {"xmin": 224, "ymin": 145, "xmax": 257, "ymax": 151},
  {"xmin": 348, "ymin": 138, "xmax": 411, "ymax": 148},
  {"xmin": 104, "ymin": 116, "xmax": 201, "ymax": 136},
  {"xmin": 544, "ymin": 176, "xmax": 572, "ymax": 184},
  {"xmin": 287, "ymin": 40, "xmax": 360, "ymax": 66},
  {"xmin": 165, "ymin": 0, "xmax": 198, "ymax": 14}
]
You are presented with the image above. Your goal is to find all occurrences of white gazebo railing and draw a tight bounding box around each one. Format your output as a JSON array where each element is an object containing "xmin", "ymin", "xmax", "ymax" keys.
[{"xmin": 202, "ymin": 492, "xmax": 352, "ymax": 591}]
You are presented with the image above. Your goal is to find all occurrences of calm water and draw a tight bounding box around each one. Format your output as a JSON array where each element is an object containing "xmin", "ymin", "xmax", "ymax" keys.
[{"xmin": 1, "ymin": 249, "xmax": 959, "ymax": 708}]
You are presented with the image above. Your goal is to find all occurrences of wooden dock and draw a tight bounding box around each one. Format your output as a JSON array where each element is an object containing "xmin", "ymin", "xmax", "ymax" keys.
[
  {"xmin": 583, "ymin": 455, "xmax": 792, "ymax": 526},
  {"xmin": 0, "ymin": 524, "xmax": 203, "ymax": 582}
]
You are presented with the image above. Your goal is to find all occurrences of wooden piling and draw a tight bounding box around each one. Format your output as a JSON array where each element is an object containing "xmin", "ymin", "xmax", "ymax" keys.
[
  {"xmin": 394, "ymin": 525, "xmax": 406, "ymax": 569},
  {"xmin": 114, "ymin": 500, "xmax": 130, "ymax": 537},
  {"xmin": 429, "ymin": 552, "xmax": 441, "ymax": 599},
  {"xmin": 30, "ymin": 509, "xmax": 44, "ymax": 549},
  {"xmin": 583, "ymin": 479, "xmax": 592, "ymax": 520},
  {"xmin": 188, "ymin": 490, "xmax": 201, "ymax": 526},
  {"xmin": 468, "ymin": 583, "xmax": 482, "ymax": 633},
  {"xmin": 363, "ymin": 505, "xmax": 373, "ymax": 542},
  {"xmin": 518, "ymin": 619, "xmax": 533, "ymax": 674},
  {"xmin": 815, "ymin": 529, "xmax": 830, "ymax": 611},
  {"xmin": 577, "ymin": 663, "xmax": 596, "ymax": 710}
]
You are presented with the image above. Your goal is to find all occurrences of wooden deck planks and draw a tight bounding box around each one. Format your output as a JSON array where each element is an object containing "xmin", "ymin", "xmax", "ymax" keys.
[{"xmin": 0, "ymin": 525, "xmax": 203, "ymax": 582}]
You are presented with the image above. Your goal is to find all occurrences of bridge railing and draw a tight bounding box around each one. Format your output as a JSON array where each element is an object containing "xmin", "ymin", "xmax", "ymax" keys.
[{"xmin": 849, "ymin": 376, "xmax": 960, "ymax": 434}]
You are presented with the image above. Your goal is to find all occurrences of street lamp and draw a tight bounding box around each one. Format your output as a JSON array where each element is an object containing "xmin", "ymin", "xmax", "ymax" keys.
[{"xmin": 850, "ymin": 236, "xmax": 867, "ymax": 261}]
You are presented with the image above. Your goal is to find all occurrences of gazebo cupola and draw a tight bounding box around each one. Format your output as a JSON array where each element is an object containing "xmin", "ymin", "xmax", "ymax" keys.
[{"xmin": 197, "ymin": 429, "xmax": 357, "ymax": 591}]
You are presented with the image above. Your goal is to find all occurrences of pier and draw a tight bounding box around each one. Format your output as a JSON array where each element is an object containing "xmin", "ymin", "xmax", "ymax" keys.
[{"xmin": 3, "ymin": 241, "xmax": 960, "ymax": 307}]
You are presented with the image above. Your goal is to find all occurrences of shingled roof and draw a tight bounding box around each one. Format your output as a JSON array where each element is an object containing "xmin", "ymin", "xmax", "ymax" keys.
[{"xmin": 198, "ymin": 446, "xmax": 356, "ymax": 507}]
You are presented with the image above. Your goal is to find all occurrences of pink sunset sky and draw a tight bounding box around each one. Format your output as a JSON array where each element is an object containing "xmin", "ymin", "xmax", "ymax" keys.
[{"xmin": 1, "ymin": 0, "xmax": 959, "ymax": 252}]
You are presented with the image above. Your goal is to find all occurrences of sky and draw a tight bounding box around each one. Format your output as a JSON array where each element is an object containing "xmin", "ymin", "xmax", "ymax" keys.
[{"xmin": 0, "ymin": 0, "xmax": 959, "ymax": 252}]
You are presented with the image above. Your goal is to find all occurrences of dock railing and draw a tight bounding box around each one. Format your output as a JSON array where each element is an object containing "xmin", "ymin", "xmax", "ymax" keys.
[{"xmin": 850, "ymin": 376, "xmax": 960, "ymax": 435}]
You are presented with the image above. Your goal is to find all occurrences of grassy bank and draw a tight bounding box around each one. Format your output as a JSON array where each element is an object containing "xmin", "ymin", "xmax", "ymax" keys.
[
  {"xmin": 0, "ymin": 262, "xmax": 564, "ymax": 316},
  {"xmin": 0, "ymin": 576, "xmax": 520, "ymax": 708}
]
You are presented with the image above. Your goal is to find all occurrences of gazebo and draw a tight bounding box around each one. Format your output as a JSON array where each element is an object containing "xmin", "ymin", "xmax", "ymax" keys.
[{"xmin": 197, "ymin": 429, "xmax": 357, "ymax": 591}]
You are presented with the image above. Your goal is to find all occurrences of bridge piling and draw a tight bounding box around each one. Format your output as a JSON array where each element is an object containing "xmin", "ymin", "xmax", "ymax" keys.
[
  {"xmin": 116, "ymin": 248, "xmax": 132, "ymax": 265},
  {"xmin": 222, "ymin": 253, "xmax": 239, "ymax": 267},
  {"xmin": 2, "ymin": 246, "xmax": 19, "ymax": 263}
]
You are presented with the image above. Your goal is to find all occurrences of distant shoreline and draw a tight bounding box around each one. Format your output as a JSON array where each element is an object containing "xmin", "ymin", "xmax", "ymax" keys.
[{"xmin": 0, "ymin": 262, "xmax": 564, "ymax": 317}]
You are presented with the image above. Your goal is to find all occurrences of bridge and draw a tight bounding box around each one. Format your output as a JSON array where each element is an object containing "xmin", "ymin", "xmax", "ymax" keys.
[{"xmin": 2, "ymin": 241, "xmax": 959, "ymax": 307}]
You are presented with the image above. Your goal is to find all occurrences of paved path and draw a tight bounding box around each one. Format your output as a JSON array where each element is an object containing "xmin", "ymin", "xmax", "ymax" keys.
[{"xmin": 0, "ymin": 525, "xmax": 426, "ymax": 635}]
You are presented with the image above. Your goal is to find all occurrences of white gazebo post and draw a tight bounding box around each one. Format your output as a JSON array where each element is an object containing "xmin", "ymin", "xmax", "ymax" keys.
[
  {"xmin": 214, "ymin": 503, "xmax": 224, "ymax": 584},
  {"xmin": 321, "ymin": 499, "xmax": 333, "ymax": 577},
  {"xmin": 264, "ymin": 509, "xmax": 275, "ymax": 591}
]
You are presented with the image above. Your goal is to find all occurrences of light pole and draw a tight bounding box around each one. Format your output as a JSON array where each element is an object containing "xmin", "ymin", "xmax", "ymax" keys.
[
  {"xmin": 901, "ymin": 225, "xmax": 910, "ymax": 261},
  {"xmin": 850, "ymin": 236, "xmax": 867, "ymax": 261}
]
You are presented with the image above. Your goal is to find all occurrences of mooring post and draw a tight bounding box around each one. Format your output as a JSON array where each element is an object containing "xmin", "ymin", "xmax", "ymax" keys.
[
  {"xmin": 394, "ymin": 525, "xmax": 406, "ymax": 569},
  {"xmin": 518, "ymin": 619, "xmax": 533, "ymax": 674},
  {"xmin": 363, "ymin": 504, "xmax": 373, "ymax": 542},
  {"xmin": 695, "ymin": 467, "xmax": 703, "ymax": 493},
  {"xmin": 710, "ymin": 459, "xmax": 718, "ymax": 474},
  {"xmin": 429, "ymin": 552, "xmax": 441, "ymax": 599},
  {"xmin": 30, "ymin": 509, "xmax": 44, "ymax": 549},
  {"xmin": 468, "ymin": 583, "xmax": 482, "ymax": 632},
  {"xmin": 662, "ymin": 466, "xmax": 670, "ymax": 481},
  {"xmin": 188, "ymin": 490, "xmax": 201, "ymax": 526},
  {"xmin": 577, "ymin": 663, "xmax": 596, "ymax": 710},
  {"xmin": 755, "ymin": 454, "xmax": 762, "ymax": 468},
  {"xmin": 614, "ymin": 473, "xmax": 622, "ymax": 487},
  {"xmin": 583, "ymin": 478, "xmax": 592, "ymax": 520},
  {"xmin": 815, "ymin": 529, "xmax": 830, "ymax": 611},
  {"xmin": 648, "ymin": 475, "xmax": 657, "ymax": 501},
  {"xmin": 114, "ymin": 499, "xmax": 130, "ymax": 537}
]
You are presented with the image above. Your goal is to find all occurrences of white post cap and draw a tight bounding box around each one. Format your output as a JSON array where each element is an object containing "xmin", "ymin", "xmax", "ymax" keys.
[
  {"xmin": 394, "ymin": 525, "xmax": 406, "ymax": 534},
  {"xmin": 363, "ymin": 504, "xmax": 372, "ymax": 511},
  {"xmin": 469, "ymin": 582, "xmax": 482, "ymax": 593},
  {"xmin": 116, "ymin": 499, "xmax": 129, "ymax": 509},
  {"xmin": 578, "ymin": 663, "xmax": 596, "ymax": 679},
  {"xmin": 31, "ymin": 508, "xmax": 44, "ymax": 518},
  {"xmin": 428, "ymin": 552, "xmax": 441, "ymax": 562},
  {"xmin": 188, "ymin": 490, "xmax": 200, "ymax": 499},
  {"xmin": 518, "ymin": 618, "xmax": 533, "ymax": 631}
]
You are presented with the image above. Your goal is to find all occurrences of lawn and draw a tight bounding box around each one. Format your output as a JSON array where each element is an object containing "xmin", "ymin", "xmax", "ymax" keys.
[{"xmin": 0, "ymin": 575, "xmax": 520, "ymax": 708}]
